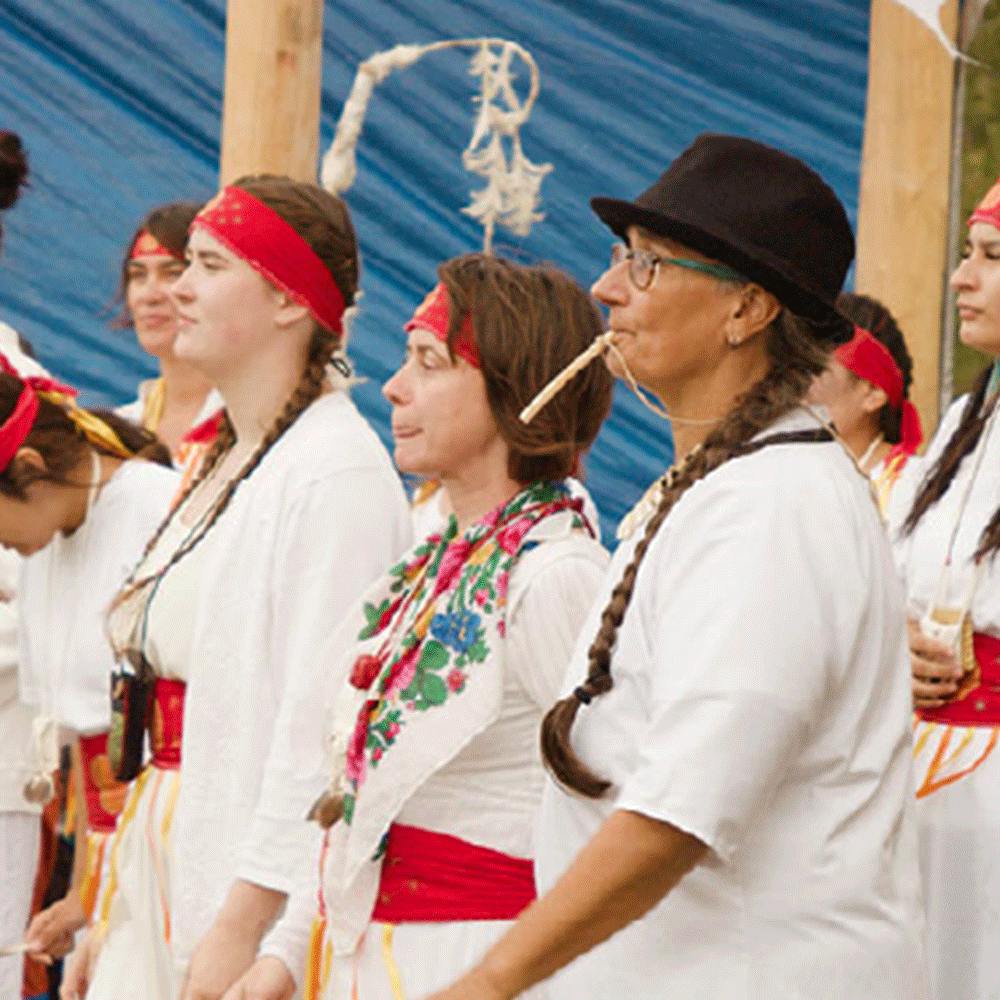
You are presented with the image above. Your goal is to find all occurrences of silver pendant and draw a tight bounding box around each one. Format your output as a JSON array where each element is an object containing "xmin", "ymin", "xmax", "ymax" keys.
[{"xmin": 22, "ymin": 773, "xmax": 54, "ymax": 805}]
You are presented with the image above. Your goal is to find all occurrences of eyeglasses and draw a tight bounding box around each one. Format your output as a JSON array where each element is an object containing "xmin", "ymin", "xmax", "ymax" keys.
[{"xmin": 609, "ymin": 243, "xmax": 746, "ymax": 291}]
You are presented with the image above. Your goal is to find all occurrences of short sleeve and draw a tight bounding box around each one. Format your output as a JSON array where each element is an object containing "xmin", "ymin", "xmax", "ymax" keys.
[{"xmin": 615, "ymin": 473, "xmax": 842, "ymax": 862}]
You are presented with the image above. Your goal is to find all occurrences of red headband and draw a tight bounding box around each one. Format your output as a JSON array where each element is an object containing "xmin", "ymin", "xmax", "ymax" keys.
[
  {"xmin": 190, "ymin": 186, "xmax": 346, "ymax": 334},
  {"xmin": 129, "ymin": 230, "xmax": 183, "ymax": 261},
  {"xmin": 835, "ymin": 325, "xmax": 923, "ymax": 456},
  {"xmin": 404, "ymin": 283, "xmax": 479, "ymax": 367},
  {"xmin": 969, "ymin": 178, "xmax": 1000, "ymax": 230},
  {"xmin": 0, "ymin": 355, "xmax": 78, "ymax": 473}
]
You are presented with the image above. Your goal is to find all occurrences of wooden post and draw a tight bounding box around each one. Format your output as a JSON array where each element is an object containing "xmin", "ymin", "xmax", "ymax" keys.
[
  {"xmin": 855, "ymin": 0, "xmax": 959, "ymax": 435},
  {"xmin": 219, "ymin": 0, "xmax": 324, "ymax": 185}
]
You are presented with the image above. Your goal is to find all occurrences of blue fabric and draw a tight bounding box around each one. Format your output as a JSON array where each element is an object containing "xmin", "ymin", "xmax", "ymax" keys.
[{"xmin": 0, "ymin": 1, "xmax": 869, "ymax": 539}]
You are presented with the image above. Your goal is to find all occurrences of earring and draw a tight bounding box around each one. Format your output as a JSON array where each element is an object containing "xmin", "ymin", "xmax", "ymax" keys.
[{"xmin": 727, "ymin": 335, "xmax": 742, "ymax": 348}]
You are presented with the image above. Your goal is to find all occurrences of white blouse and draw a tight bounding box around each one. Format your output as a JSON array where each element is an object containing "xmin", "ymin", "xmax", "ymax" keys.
[
  {"xmin": 260, "ymin": 515, "xmax": 609, "ymax": 983},
  {"xmin": 141, "ymin": 390, "xmax": 412, "ymax": 970},
  {"xmin": 888, "ymin": 394, "xmax": 1000, "ymax": 635},
  {"xmin": 537, "ymin": 410, "xmax": 926, "ymax": 1000},
  {"xmin": 18, "ymin": 460, "xmax": 179, "ymax": 736}
]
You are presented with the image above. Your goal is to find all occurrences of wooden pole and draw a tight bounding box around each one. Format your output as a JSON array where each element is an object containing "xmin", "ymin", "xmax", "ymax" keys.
[
  {"xmin": 219, "ymin": 0, "xmax": 324, "ymax": 185},
  {"xmin": 855, "ymin": 0, "xmax": 959, "ymax": 435}
]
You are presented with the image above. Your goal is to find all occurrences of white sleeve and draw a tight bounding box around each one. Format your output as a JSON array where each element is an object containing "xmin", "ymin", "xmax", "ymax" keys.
[
  {"xmin": 505, "ymin": 537, "xmax": 607, "ymax": 710},
  {"xmin": 615, "ymin": 475, "xmax": 840, "ymax": 863},
  {"xmin": 235, "ymin": 465, "xmax": 409, "ymax": 896}
]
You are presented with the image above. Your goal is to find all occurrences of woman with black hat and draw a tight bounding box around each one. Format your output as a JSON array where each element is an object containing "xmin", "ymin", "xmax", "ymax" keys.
[{"xmin": 425, "ymin": 134, "xmax": 926, "ymax": 1000}]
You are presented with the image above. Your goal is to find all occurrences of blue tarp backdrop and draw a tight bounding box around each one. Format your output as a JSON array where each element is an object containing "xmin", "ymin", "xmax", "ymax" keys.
[{"xmin": 0, "ymin": 1, "xmax": 869, "ymax": 537}]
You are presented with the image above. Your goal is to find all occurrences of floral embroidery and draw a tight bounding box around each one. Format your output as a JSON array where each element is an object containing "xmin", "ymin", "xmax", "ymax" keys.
[{"xmin": 341, "ymin": 481, "xmax": 590, "ymax": 820}]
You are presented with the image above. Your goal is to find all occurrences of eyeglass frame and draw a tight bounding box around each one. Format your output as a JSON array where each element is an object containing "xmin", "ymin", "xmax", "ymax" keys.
[{"xmin": 609, "ymin": 243, "xmax": 746, "ymax": 291}]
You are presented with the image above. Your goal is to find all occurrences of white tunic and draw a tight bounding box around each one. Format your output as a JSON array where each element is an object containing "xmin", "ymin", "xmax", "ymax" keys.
[
  {"xmin": 261, "ymin": 518, "xmax": 608, "ymax": 999},
  {"xmin": 90, "ymin": 390, "xmax": 411, "ymax": 997},
  {"xmin": 888, "ymin": 393, "xmax": 1000, "ymax": 1000},
  {"xmin": 18, "ymin": 460, "xmax": 179, "ymax": 736},
  {"xmin": 537, "ymin": 411, "xmax": 927, "ymax": 1000}
]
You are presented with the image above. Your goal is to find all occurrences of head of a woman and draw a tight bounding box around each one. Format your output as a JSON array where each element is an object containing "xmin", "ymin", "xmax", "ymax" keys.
[
  {"xmin": 0, "ymin": 130, "xmax": 29, "ymax": 253},
  {"xmin": 116, "ymin": 201, "xmax": 200, "ymax": 358},
  {"xmin": 383, "ymin": 254, "xmax": 613, "ymax": 486},
  {"xmin": 903, "ymin": 180, "xmax": 1000, "ymax": 558},
  {"xmin": 952, "ymin": 214, "xmax": 1000, "ymax": 359},
  {"xmin": 808, "ymin": 293, "xmax": 915, "ymax": 447},
  {"xmin": 170, "ymin": 176, "xmax": 357, "ymax": 389},
  {"xmin": 542, "ymin": 134, "xmax": 857, "ymax": 798},
  {"xmin": 0, "ymin": 371, "xmax": 168, "ymax": 555}
]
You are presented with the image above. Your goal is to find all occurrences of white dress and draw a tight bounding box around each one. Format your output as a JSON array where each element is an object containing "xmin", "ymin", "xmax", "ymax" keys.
[
  {"xmin": 261, "ymin": 513, "xmax": 608, "ymax": 1000},
  {"xmin": 537, "ymin": 410, "xmax": 927, "ymax": 1000},
  {"xmin": 0, "ymin": 332, "xmax": 54, "ymax": 993},
  {"xmin": 87, "ymin": 390, "xmax": 411, "ymax": 999},
  {"xmin": 0, "ymin": 546, "xmax": 38, "ymax": 999},
  {"xmin": 888, "ymin": 394, "xmax": 1000, "ymax": 1000}
]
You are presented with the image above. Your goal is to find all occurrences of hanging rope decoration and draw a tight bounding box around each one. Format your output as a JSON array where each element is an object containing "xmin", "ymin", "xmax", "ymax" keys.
[{"xmin": 321, "ymin": 38, "xmax": 553, "ymax": 253}]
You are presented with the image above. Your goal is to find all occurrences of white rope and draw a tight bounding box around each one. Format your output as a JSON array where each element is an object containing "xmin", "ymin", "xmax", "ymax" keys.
[{"xmin": 322, "ymin": 38, "xmax": 552, "ymax": 252}]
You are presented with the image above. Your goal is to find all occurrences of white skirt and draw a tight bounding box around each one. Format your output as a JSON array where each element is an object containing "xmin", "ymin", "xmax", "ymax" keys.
[
  {"xmin": 311, "ymin": 918, "xmax": 549, "ymax": 1000},
  {"xmin": 913, "ymin": 717, "xmax": 1000, "ymax": 1000},
  {"xmin": 0, "ymin": 811, "xmax": 40, "ymax": 998},
  {"xmin": 87, "ymin": 765, "xmax": 182, "ymax": 1000}
]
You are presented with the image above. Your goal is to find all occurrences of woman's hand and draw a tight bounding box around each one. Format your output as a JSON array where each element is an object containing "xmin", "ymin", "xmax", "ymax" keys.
[
  {"xmin": 180, "ymin": 918, "xmax": 261, "ymax": 1000},
  {"xmin": 909, "ymin": 618, "xmax": 964, "ymax": 709},
  {"xmin": 59, "ymin": 925, "xmax": 103, "ymax": 1000},
  {"xmin": 219, "ymin": 956, "xmax": 296, "ymax": 1000},
  {"xmin": 423, "ymin": 969, "xmax": 510, "ymax": 1000},
  {"xmin": 24, "ymin": 891, "xmax": 87, "ymax": 963}
]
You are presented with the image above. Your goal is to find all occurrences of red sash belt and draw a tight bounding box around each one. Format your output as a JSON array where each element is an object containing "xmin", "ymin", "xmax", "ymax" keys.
[
  {"xmin": 151, "ymin": 679, "xmax": 186, "ymax": 770},
  {"xmin": 370, "ymin": 824, "xmax": 536, "ymax": 923},
  {"xmin": 77, "ymin": 732, "xmax": 128, "ymax": 834},
  {"xmin": 918, "ymin": 632, "xmax": 1000, "ymax": 726}
]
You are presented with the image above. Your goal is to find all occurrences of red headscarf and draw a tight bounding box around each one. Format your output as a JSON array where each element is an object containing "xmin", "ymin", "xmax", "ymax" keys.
[
  {"xmin": 834, "ymin": 325, "xmax": 923, "ymax": 458},
  {"xmin": 0, "ymin": 355, "xmax": 78, "ymax": 472},
  {"xmin": 190, "ymin": 186, "xmax": 346, "ymax": 335},
  {"xmin": 969, "ymin": 178, "xmax": 1000, "ymax": 230},
  {"xmin": 129, "ymin": 230, "xmax": 183, "ymax": 260},
  {"xmin": 404, "ymin": 282, "xmax": 479, "ymax": 367}
]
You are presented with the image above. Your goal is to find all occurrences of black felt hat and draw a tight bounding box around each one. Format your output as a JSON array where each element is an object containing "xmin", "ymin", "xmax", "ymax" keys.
[{"xmin": 591, "ymin": 133, "xmax": 855, "ymax": 343}]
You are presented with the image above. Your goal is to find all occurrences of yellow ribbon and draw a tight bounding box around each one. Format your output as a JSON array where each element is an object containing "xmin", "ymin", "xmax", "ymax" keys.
[{"xmin": 37, "ymin": 390, "xmax": 134, "ymax": 459}]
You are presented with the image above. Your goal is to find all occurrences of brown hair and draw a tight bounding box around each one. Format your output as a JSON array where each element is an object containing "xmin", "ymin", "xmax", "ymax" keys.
[
  {"xmin": 438, "ymin": 254, "xmax": 613, "ymax": 482},
  {"xmin": 0, "ymin": 131, "xmax": 29, "ymax": 253},
  {"xmin": 111, "ymin": 200, "xmax": 202, "ymax": 327},
  {"xmin": 541, "ymin": 310, "xmax": 830, "ymax": 796},
  {"xmin": 115, "ymin": 175, "xmax": 359, "ymax": 597},
  {"xmin": 902, "ymin": 364, "xmax": 1000, "ymax": 562},
  {"xmin": 835, "ymin": 292, "xmax": 914, "ymax": 443},
  {"xmin": 0, "ymin": 373, "xmax": 170, "ymax": 499}
]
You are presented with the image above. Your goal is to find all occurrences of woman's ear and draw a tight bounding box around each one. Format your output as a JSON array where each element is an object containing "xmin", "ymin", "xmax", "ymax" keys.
[
  {"xmin": 273, "ymin": 291, "xmax": 311, "ymax": 331},
  {"xmin": 860, "ymin": 383, "xmax": 889, "ymax": 415},
  {"xmin": 10, "ymin": 446, "xmax": 48, "ymax": 477},
  {"xmin": 723, "ymin": 285, "xmax": 781, "ymax": 347}
]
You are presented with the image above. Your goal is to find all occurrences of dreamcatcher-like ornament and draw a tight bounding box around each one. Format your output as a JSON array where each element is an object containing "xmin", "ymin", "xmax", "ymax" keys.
[{"xmin": 321, "ymin": 38, "xmax": 553, "ymax": 252}]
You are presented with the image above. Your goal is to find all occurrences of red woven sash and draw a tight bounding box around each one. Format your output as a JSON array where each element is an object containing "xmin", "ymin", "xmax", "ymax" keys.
[
  {"xmin": 150, "ymin": 678, "xmax": 186, "ymax": 769},
  {"xmin": 78, "ymin": 732, "xmax": 128, "ymax": 834},
  {"xmin": 918, "ymin": 632, "xmax": 1000, "ymax": 726},
  {"xmin": 370, "ymin": 824, "xmax": 536, "ymax": 923}
]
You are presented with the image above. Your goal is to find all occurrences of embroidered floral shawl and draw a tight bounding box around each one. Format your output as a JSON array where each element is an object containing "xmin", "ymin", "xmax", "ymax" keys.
[{"xmin": 321, "ymin": 480, "xmax": 591, "ymax": 949}]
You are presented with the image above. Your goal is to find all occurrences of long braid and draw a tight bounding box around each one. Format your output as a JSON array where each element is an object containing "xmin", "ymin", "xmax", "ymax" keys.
[
  {"xmin": 113, "ymin": 325, "xmax": 337, "ymax": 608},
  {"xmin": 902, "ymin": 366, "xmax": 994, "ymax": 542},
  {"xmin": 540, "ymin": 312, "xmax": 828, "ymax": 797}
]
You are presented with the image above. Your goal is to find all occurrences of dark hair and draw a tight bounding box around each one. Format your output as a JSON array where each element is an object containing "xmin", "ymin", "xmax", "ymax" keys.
[
  {"xmin": 541, "ymin": 310, "xmax": 829, "ymax": 796},
  {"xmin": 836, "ymin": 292, "xmax": 914, "ymax": 443},
  {"xmin": 114, "ymin": 175, "xmax": 359, "ymax": 601},
  {"xmin": 437, "ymin": 254, "xmax": 613, "ymax": 482},
  {"xmin": 0, "ymin": 373, "xmax": 170, "ymax": 498},
  {"xmin": 0, "ymin": 131, "xmax": 29, "ymax": 253},
  {"xmin": 112, "ymin": 200, "xmax": 202, "ymax": 327},
  {"xmin": 902, "ymin": 364, "xmax": 1000, "ymax": 562}
]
